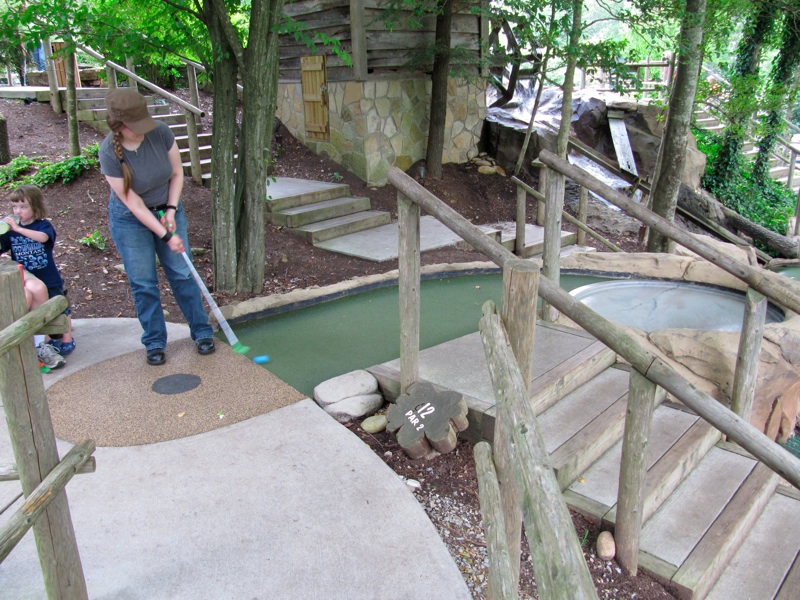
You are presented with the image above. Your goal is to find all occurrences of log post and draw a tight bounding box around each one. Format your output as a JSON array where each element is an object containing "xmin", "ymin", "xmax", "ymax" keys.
[
  {"xmin": 541, "ymin": 170, "xmax": 564, "ymax": 322},
  {"xmin": 184, "ymin": 110, "xmax": 203, "ymax": 185},
  {"xmin": 349, "ymin": 0, "xmax": 368, "ymax": 80},
  {"xmin": 533, "ymin": 159, "xmax": 547, "ymax": 226},
  {"xmin": 386, "ymin": 166, "xmax": 800, "ymax": 490},
  {"xmin": 515, "ymin": 183, "xmax": 526, "ymax": 256},
  {"xmin": 43, "ymin": 39, "xmax": 62, "ymax": 114},
  {"xmin": 615, "ymin": 370, "xmax": 659, "ymax": 575},
  {"xmin": 0, "ymin": 264, "xmax": 87, "ymax": 598},
  {"xmin": 105, "ymin": 65, "xmax": 117, "ymax": 89},
  {"xmin": 125, "ymin": 58, "xmax": 138, "ymax": 91},
  {"xmin": 494, "ymin": 259, "xmax": 539, "ymax": 586},
  {"xmin": 0, "ymin": 113, "xmax": 10, "ymax": 165},
  {"xmin": 480, "ymin": 302, "xmax": 598, "ymax": 599},
  {"xmin": 398, "ymin": 193, "xmax": 420, "ymax": 393},
  {"xmin": 474, "ymin": 441, "xmax": 518, "ymax": 600},
  {"xmin": 537, "ymin": 149, "xmax": 800, "ymax": 314},
  {"xmin": 577, "ymin": 186, "xmax": 588, "ymax": 246},
  {"xmin": 731, "ymin": 289, "xmax": 767, "ymax": 425}
]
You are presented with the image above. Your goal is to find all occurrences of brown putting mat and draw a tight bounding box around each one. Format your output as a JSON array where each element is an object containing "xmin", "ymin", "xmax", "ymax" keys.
[{"xmin": 46, "ymin": 338, "xmax": 305, "ymax": 447}]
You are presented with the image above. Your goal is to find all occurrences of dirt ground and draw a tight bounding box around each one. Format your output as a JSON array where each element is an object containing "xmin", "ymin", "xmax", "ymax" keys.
[{"xmin": 0, "ymin": 94, "xmax": 680, "ymax": 599}]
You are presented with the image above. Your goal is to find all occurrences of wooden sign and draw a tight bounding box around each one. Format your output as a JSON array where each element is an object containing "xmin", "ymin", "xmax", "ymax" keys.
[{"xmin": 386, "ymin": 382, "xmax": 468, "ymax": 459}]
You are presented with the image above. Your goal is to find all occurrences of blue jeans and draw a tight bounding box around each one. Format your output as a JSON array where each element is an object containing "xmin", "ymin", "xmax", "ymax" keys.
[{"xmin": 108, "ymin": 200, "xmax": 213, "ymax": 351}]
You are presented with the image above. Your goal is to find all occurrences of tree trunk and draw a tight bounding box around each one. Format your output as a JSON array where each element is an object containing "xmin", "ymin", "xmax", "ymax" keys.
[
  {"xmin": 236, "ymin": 0, "xmax": 284, "ymax": 292},
  {"xmin": 64, "ymin": 48, "xmax": 80, "ymax": 157},
  {"xmin": 0, "ymin": 114, "xmax": 10, "ymax": 165},
  {"xmin": 753, "ymin": 12, "xmax": 800, "ymax": 183},
  {"xmin": 204, "ymin": 3, "xmax": 240, "ymax": 293},
  {"xmin": 425, "ymin": 0, "xmax": 453, "ymax": 179},
  {"xmin": 679, "ymin": 185, "xmax": 800, "ymax": 258},
  {"xmin": 647, "ymin": 0, "xmax": 706, "ymax": 253},
  {"xmin": 710, "ymin": 1, "xmax": 776, "ymax": 186}
]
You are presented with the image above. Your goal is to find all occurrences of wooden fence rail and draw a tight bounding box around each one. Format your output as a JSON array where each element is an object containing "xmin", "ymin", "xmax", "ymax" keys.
[
  {"xmin": 0, "ymin": 263, "xmax": 94, "ymax": 598},
  {"xmin": 387, "ymin": 164, "xmax": 800, "ymax": 487}
]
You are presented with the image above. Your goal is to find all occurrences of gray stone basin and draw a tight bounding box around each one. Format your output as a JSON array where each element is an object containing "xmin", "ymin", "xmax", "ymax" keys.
[{"xmin": 570, "ymin": 279, "xmax": 784, "ymax": 332}]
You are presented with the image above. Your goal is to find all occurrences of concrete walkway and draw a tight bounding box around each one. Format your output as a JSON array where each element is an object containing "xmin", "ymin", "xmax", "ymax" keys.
[{"xmin": 0, "ymin": 319, "xmax": 470, "ymax": 599}]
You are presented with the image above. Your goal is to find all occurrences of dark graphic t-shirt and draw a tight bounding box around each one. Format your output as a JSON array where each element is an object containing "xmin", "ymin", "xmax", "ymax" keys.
[{"xmin": 0, "ymin": 219, "xmax": 63, "ymax": 288}]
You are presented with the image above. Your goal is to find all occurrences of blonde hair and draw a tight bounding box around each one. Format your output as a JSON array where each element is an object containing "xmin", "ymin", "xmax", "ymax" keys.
[
  {"xmin": 9, "ymin": 185, "xmax": 47, "ymax": 220},
  {"xmin": 106, "ymin": 116, "xmax": 134, "ymax": 196}
]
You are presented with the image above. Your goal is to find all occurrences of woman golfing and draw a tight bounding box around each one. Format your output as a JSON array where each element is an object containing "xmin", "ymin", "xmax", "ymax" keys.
[{"xmin": 99, "ymin": 88, "xmax": 215, "ymax": 366}]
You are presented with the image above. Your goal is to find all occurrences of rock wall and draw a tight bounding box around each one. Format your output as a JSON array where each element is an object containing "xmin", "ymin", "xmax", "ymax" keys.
[{"xmin": 277, "ymin": 77, "xmax": 486, "ymax": 186}]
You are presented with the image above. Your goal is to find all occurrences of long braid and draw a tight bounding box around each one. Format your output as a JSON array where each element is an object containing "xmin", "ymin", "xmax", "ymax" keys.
[{"xmin": 112, "ymin": 131, "xmax": 133, "ymax": 196}]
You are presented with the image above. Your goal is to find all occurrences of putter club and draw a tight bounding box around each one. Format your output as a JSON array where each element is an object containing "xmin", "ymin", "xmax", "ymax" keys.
[{"xmin": 181, "ymin": 251, "xmax": 250, "ymax": 355}]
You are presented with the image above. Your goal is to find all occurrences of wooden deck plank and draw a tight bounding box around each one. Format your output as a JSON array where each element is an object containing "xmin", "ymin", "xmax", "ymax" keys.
[
  {"xmin": 673, "ymin": 462, "xmax": 778, "ymax": 600},
  {"xmin": 705, "ymin": 494, "xmax": 800, "ymax": 600}
]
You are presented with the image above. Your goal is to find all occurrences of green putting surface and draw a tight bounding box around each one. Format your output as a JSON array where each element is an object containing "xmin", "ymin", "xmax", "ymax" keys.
[{"xmin": 232, "ymin": 272, "xmax": 605, "ymax": 396}]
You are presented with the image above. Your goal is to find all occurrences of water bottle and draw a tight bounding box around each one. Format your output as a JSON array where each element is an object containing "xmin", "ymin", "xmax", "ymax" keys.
[{"xmin": 0, "ymin": 215, "xmax": 19, "ymax": 235}]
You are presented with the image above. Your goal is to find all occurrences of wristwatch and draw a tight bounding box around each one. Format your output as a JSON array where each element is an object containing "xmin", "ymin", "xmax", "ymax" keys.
[{"xmin": 161, "ymin": 230, "xmax": 173, "ymax": 242}]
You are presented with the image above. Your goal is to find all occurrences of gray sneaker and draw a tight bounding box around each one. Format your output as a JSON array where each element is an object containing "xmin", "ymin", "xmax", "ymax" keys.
[{"xmin": 37, "ymin": 342, "xmax": 66, "ymax": 370}]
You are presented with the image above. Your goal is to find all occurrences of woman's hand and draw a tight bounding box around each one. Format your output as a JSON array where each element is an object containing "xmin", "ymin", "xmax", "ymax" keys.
[
  {"xmin": 167, "ymin": 233, "xmax": 185, "ymax": 253},
  {"xmin": 159, "ymin": 211, "xmax": 176, "ymax": 234}
]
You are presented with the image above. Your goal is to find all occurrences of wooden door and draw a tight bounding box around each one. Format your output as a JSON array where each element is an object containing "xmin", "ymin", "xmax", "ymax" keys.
[
  {"xmin": 50, "ymin": 42, "xmax": 82, "ymax": 88},
  {"xmin": 301, "ymin": 55, "xmax": 328, "ymax": 141}
]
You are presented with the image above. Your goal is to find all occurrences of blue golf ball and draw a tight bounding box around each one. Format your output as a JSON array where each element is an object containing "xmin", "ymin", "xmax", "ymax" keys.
[{"xmin": 253, "ymin": 355, "xmax": 271, "ymax": 364}]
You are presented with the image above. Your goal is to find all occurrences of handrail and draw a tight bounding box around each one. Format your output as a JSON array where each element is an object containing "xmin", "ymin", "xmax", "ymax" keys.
[
  {"xmin": 387, "ymin": 164, "xmax": 800, "ymax": 490},
  {"xmin": 77, "ymin": 44, "xmax": 204, "ymax": 117}
]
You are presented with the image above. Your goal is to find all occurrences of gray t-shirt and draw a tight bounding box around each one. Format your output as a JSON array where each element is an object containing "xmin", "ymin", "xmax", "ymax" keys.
[{"xmin": 99, "ymin": 120, "xmax": 176, "ymax": 208}]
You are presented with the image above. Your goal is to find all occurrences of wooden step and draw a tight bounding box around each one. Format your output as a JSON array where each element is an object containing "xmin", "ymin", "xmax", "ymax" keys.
[
  {"xmin": 75, "ymin": 94, "xmax": 158, "ymax": 110},
  {"xmin": 671, "ymin": 461, "xmax": 779, "ymax": 599},
  {"xmin": 180, "ymin": 145, "xmax": 213, "ymax": 162},
  {"xmin": 292, "ymin": 210, "xmax": 392, "ymax": 244},
  {"xmin": 537, "ymin": 365, "xmax": 632, "ymax": 490},
  {"xmin": 59, "ymin": 87, "xmax": 110, "ymax": 101},
  {"xmin": 529, "ymin": 340, "xmax": 617, "ymax": 414},
  {"xmin": 563, "ymin": 404, "xmax": 699, "ymax": 520},
  {"xmin": 175, "ymin": 133, "xmax": 213, "ymax": 149},
  {"xmin": 265, "ymin": 180, "xmax": 351, "ymax": 212},
  {"xmin": 706, "ymin": 489, "xmax": 800, "ymax": 600},
  {"xmin": 76, "ymin": 103, "xmax": 173, "ymax": 122},
  {"xmin": 270, "ymin": 196, "xmax": 372, "ymax": 228}
]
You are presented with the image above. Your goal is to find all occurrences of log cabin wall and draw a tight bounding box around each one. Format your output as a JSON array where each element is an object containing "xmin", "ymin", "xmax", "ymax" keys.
[{"xmin": 276, "ymin": 0, "xmax": 488, "ymax": 186}]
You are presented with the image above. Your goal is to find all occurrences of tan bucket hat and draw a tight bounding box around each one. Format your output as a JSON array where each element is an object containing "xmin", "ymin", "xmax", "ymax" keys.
[{"xmin": 105, "ymin": 88, "xmax": 157, "ymax": 134}]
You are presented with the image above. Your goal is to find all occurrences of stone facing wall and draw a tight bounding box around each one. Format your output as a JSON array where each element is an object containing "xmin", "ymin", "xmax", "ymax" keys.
[{"xmin": 277, "ymin": 77, "xmax": 486, "ymax": 186}]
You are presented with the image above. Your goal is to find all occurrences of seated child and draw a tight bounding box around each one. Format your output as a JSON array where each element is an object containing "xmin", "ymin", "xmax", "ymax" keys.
[{"xmin": 1, "ymin": 185, "xmax": 74, "ymax": 367}]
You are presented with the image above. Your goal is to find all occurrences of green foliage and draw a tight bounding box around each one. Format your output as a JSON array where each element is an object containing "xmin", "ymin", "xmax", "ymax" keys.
[
  {"xmin": 0, "ymin": 155, "xmax": 44, "ymax": 187},
  {"xmin": 696, "ymin": 126, "xmax": 795, "ymax": 236},
  {"xmin": 0, "ymin": 145, "xmax": 99, "ymax": 189},
  {"xmin": 78, "ymin": 229, "xmax": 107, "ymax": 251}
]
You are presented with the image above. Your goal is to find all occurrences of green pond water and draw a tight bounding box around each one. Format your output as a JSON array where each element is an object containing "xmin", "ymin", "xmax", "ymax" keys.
[
  {"xmin": 230, "ymin": 272, "xmax": 605, "ymax": 397},
  {"xmin": 776, "ymin": 266, "xmax": 800, "ymax": 281}
]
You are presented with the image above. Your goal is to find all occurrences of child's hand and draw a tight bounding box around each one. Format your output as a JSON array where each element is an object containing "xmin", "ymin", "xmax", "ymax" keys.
[{"xmin": 3, "ymin": 216, "xmax": 19, "ymax": 232}]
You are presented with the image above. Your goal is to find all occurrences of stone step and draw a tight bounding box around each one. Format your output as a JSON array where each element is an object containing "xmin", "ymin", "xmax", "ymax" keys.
[
  {"xmin": 292, "ymin": 210, "xmax": 392, "ymax": 244},
  {"xmin": 270, "ymin": 196, "xmax": 372, "ymax": 228},
  {"xmin": 265, "ymin": 178, "xmax": 352, "ymax": 212}
]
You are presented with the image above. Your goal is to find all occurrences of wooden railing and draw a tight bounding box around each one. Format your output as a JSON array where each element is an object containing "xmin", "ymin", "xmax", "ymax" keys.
[
  {"xmin": 388, "ymin": 154, "xmax": 800, "ymax": 590},
  {"xmin": 577, "ymin": 53, "xmax": 676, "ymax": 99},
  {"xmin": 0, "ymin": 263, "xmax": 96, "ymax": 598},
  {"xmin": 66, "ymin": 45, "xmax": 207, "ymax": 185}
]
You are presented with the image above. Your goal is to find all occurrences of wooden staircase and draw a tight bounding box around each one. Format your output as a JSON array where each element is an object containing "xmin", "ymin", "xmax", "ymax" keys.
[
  {"xmin": 69, "ymin": 87, "xmax": 213, "ymax": 184},
  {"xmin": 695, "ymin": 108, "xmax": 800, "ymax": 195},
  {"xmin": 532, "ymin": 343, "xmax": 800, "ymax": 599},
  {"xmin": 370, "ymin": 321, "xmax": 800, "ymax": 599}
]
